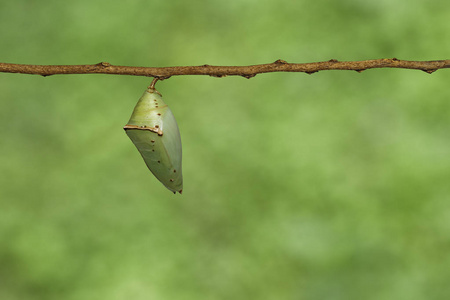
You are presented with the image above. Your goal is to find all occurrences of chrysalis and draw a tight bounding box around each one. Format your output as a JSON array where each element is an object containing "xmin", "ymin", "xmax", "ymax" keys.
[{"xmin": 124, "ymin": 87, "xmax": 183, "ymax": 194}]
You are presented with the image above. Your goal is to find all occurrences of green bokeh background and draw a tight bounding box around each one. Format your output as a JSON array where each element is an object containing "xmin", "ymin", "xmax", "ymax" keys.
[{"xmin": 1, "ymin": 1, "xmax": 450, "ymax": 299}]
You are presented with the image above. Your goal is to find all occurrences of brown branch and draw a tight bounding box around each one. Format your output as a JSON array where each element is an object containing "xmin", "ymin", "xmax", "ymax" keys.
[{"xmin": 0, "ymin": 58, "xmax": 449, "ymax": 79}]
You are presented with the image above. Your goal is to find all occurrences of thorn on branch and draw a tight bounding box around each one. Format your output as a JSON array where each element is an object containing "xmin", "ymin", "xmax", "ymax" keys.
[
  {"xmin": 305, "ymin": 71, "xmax": 317, "ymax": 75},
  {"xmin": 328, "ymin": 59, "xmax": 339, "ymax": 63},
  {"xmin": 243, "ymin": 74, "xmax": 256, "ymax": 79},
  {"xmin": 355, "ymin": 69, "xmax": 365, "ymax": 73},
  {"xmin": 210, "ymin": 74, "xmax": 226, "ymax": 78},
  {"xmin": 424, "ymin": 69, "xmax": 437, "ymax": 74}
]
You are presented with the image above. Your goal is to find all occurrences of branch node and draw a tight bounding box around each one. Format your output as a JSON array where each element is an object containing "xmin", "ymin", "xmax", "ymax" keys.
[
  {"xmin": 328, "ymin": 59, "xmax": 339, "ymax": 63},
  {"xmin": 355, "ymin": 69, "xmax": 365, "ymax": 73},
  {"xmin": 210, "ymin": 74, "xmax": 226, "ymax": 78},
  {"xmin": 305, "ymin": 71, "xmax": 317, "ymax": 75},
  {"xmin": 243, "ymin": 74, "xmax": 256, "ymax": 79},
  {"xmin": 424, "ymin": 69, "xmax": 437, "ymax": 74},
  {"xmin": 96, "ymin": 62, "xmax": 111, "ymax": 67},
  {"xmin": 392, "ymin": 57, "xmax": 399, "ymax": 61},
  {"xmin": 274, "ymin": 59, "xmax": 288, "ymax": 64}
]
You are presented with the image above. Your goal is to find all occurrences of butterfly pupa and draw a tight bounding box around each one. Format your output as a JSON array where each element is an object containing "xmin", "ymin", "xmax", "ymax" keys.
[{"xmin": 124, "ymin": 87, "xmax": 183, "ymax": 194}]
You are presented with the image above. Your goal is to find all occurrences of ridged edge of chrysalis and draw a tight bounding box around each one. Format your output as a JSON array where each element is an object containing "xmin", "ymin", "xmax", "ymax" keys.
[{"xmin": 124, "ymin": 88, "xmax": 183, "ymax": 194}]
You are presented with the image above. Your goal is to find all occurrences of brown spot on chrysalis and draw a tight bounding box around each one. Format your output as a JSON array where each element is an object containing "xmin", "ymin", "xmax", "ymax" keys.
[
  {"xmin": 170, "ymin": 179, "xmax": 174, "ymax": 182},
  {"xmin": 179, "ymin": 190, "xmax": 182, "ymax": 194},
  {"xmin": 157, "ymin": 113, "xmax": 161, "ymax": 116},
  {"xmin": 151, "ymin": 140, "xmax": 155, "ymax": 143},
  {"xmin": 173, "ymin": 170, "xmax": 176, "ymax": 173},
  {"xmin": 155, "ymin": 125, "xmax": 159, "ymax": 128},
  {"xmin": 157, "ymin": 160, "xmax": 161, "ymax": 163},
  {"xmin": 152, "ymin": 149, "xmax": 155, "ymax": 152}
]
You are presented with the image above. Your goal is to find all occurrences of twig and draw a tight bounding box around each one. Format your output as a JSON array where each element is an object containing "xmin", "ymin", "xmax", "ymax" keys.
[{"xmin": 0, "ymin": 58, "xmax": 449, "ymax": 78}]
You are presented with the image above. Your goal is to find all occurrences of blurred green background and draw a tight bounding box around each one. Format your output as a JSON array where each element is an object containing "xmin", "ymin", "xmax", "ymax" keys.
[{"xmin": 1, "ymin": 1, "xmax": 450, "ymax": 299}]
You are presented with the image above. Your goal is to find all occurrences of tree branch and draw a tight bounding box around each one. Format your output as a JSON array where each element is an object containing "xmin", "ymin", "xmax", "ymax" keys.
[{"xmin": 0, "ymin": 58, "xmax": 449, "ymax": 79}]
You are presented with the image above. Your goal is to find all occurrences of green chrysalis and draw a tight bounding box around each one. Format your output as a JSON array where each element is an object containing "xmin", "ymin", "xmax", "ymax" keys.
[{"xmin": 124, "ymin": 87, "xmax": 183, "ymax": 194}]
